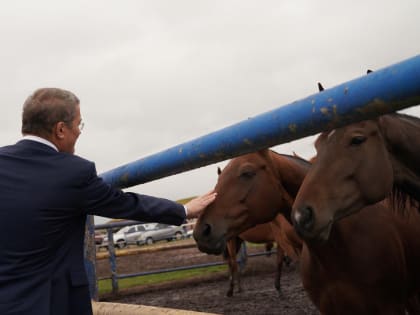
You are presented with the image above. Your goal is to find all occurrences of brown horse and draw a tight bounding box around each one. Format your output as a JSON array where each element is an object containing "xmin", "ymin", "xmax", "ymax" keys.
[
  {"xmin": 194, "ymin": 151, "xmax": 307, "ymax": 255},
  {"xmin": 223, "ymin": 216, "xmax": 297, "ymax": 297},
  {"xmin": 292, "ymin": 113, "xmax": 420, "ymax": 239},
  {"xmin": 193, "ymin": 149, "xmax": 420, "ymax": 314}
]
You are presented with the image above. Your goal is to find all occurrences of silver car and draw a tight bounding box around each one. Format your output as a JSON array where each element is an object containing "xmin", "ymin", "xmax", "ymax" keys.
[
  {"xmin": 101, "ymin": 223, "xmax": 157, "ymax": 249},
  {"xmin": 136, "ymin": 223, "xmax": 186, "ymax": 245},
  {"xmin": 124, "ymin": 223, "xmax": 157, "ymax": 245}
]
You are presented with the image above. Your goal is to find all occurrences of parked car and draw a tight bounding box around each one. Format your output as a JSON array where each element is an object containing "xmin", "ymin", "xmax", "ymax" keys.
[
  {"xmin": 185, "ymin": 229, "xmax": 193, "ymax": 238},
  {"xmin": 101, "ymin": 227, "xmax": 127, "ymax": 249},
  {"xmin": 136, "ymin": 223, "xmax": 186, "ymax": 246},
  {"xmin": 101, "ymin": 223, "xmax": 157, "ymax": 249},
  {"xmin": 181, "ymin": 222, "xmax": 195, "ymax": 238},
  {"xmin": 125, "ymin": 223, "xmax": 157, "ymax": 245}
]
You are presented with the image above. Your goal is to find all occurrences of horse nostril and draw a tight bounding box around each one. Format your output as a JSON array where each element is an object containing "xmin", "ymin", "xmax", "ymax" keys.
[
  {"xmin": 203, "ymin": 223, "xmax": 212, "ymax": 237},
  {"xmin": 295, "ymin": 205, "xmax": 314, "ymax": 232}
]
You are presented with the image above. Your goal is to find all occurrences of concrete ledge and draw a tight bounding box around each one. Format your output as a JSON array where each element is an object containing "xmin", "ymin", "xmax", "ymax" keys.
[{"xmin": 92, "ymin": 301, "xmax": 220, "ymax": 315}]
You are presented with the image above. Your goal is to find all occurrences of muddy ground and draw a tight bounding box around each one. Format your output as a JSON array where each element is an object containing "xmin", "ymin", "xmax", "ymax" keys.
[{"xmin": 96, "ymin": 240, "xmax": 319, "ymax": 315}]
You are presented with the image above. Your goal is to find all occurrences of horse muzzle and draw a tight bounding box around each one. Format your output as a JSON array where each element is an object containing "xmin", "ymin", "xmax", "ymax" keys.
[
  {"xmin": 292, "ymin": 205, "xmax": 332, "ymax": 241},
  {"xmin": 193, "ymin": 223, "xmax": 227, "ymax": 255},
  {"xmin": 292, "ymin": 205, "xmax": 315, "ymax": 235}
]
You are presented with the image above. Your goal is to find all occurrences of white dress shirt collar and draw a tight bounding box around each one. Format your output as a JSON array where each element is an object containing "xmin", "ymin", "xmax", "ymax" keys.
[{"xmin": 22, "ymin": 135, "xmax": 59, "ymax": 152}]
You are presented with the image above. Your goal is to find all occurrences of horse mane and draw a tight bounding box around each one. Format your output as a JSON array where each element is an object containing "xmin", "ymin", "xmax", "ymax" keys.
[
  {"xmin": 378, "ymin": 112, "xmax": 420, "ymax": 213},
  {"xmin": 391, "ymin": 112, "xmax": 420, "ymax": 125},
  {"xmin": 269, "ymin": 150, "xmax": 312, "ymax": 169},
  {"xmin": 391, "ymin": 185, "xmax": 420, "ymax": 214}
]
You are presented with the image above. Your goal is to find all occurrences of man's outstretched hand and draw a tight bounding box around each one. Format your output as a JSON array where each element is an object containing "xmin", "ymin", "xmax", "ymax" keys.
[{"xmin": 184, "ymin": 190, "xmax": 217, "ymax": 219}]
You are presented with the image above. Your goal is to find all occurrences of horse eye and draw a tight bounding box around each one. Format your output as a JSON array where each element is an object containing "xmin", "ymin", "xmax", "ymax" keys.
[
  {"xmin": 350, "ymin": 136, "xmax": 366, "ymax": 146},
  {"xmin": 240, "ymin": 171, "xmax": 256, "ymax": 179}
]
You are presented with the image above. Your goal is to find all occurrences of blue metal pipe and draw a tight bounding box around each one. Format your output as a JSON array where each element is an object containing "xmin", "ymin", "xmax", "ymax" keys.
[{"xmin": 100, "ymin": 55, "xmax": 420, "ymax": 188}]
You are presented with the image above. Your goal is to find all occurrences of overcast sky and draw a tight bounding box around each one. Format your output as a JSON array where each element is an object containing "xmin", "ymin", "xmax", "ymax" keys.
[{"xmin": 1, "ymin": 1, "xmax": 419, "ymax": 224}]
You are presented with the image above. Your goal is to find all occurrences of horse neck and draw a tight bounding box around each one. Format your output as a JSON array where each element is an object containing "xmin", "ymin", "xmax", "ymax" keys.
[
  {"xmin": 378, "ymin": 114, "xmax": 420, "ymax": 202},
  {"xmin": 270, "ymin": 153, "xmax": 310, "ymax": 221}
]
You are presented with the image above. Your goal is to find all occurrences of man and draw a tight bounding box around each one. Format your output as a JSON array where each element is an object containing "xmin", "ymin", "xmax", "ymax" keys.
[{"xmin": 0, "ymin": 88, "xmax": 216, "ymax": 315}]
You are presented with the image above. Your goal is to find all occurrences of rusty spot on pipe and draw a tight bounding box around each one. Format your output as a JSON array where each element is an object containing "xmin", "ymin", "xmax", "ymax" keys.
[
  {"xmin": 320, "ymin": 107, "xmax": 329, "ymax": 115},
  {"xmin": 288, "ymin": 124, "xmax": 297, "ymax": 133},
  {"xmin": 120, "ymin": 173, "xmax": 129, "ymax": 183},
  {"xmin": 243, "ymin": 138, "xmax": 253, "ymax": 146}
]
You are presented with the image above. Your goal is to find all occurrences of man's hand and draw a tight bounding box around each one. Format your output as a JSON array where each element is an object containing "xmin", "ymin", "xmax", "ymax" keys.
[{"xmin": 184, "ymin": 190, "xmax": 217, "ymax": 219}]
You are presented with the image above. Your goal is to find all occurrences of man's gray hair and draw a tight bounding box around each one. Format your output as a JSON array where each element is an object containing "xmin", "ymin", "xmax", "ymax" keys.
[{"xmin": 22, "ymin": 88, "xmax": 80, "ymax": 137}]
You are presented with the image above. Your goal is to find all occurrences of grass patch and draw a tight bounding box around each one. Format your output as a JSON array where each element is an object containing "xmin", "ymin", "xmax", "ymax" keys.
[{"xmin": 98, "ymin": 264, "xmax": 227, "ymax": 294}]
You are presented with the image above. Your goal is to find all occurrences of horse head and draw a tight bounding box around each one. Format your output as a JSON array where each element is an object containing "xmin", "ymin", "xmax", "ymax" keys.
[
  {"xmin": 292, "ymin": 119, "xmax": 394, "ymax": 241},
  {"xmin": 193, "ymin": 149, "xmax": 295, "ymax": 255}
]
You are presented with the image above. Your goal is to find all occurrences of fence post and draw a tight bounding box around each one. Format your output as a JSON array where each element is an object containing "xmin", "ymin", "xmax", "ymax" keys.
[
  {"xmin": 85, "ymin": 215, "xmax": 98, "ymax": 300},
  {"xmin": 106, "ymin": 227, "xmax": 119, "ymax": 294}
]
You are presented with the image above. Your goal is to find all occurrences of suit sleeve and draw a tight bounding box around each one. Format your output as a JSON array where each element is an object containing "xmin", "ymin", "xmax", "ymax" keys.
[{"xmin": 80, "ymin": 161, "xmax": 186, "ymax": 226}]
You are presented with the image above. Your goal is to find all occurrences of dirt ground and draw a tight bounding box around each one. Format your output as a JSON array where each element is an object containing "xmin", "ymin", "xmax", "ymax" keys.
[{"xmin": 96, "ymin": 240, "xmax": 319, "ymax": 315}]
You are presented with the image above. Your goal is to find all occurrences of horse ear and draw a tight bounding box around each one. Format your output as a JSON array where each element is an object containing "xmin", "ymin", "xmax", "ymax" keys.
[
  {"xmin": 317, "ymin": 82, "xmax": 324, "ymax": 92},
  {"xmin": 217, "ymin": 167, "xmax": 222, "ymax": 176}
]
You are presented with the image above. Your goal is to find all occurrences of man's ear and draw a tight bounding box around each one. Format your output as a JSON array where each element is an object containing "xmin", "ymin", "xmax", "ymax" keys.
[{"xmin": 54, "ymin": 122, "xmax": 66, "ymax": 139}]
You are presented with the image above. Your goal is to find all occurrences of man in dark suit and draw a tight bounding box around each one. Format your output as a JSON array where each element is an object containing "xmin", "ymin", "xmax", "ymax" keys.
[{"xmin": 0, "ymin": 88, "xmax": 216, "ymax": 315}]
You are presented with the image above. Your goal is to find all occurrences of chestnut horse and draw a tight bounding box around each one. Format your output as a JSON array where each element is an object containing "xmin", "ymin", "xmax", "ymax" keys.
[
  {"xmin": 193, "ymin": 149, "xmax": 420, "ymax": 314},
  {"xmin": 223, "ymin": 215, "xmax": 297, "ymax": 297},
  {"xmin": 293, "ymin": 113, "xmax": 420, "ymax": 239}
]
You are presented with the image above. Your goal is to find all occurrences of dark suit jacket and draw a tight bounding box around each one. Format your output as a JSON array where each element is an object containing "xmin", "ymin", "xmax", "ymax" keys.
[{"xmin": 0, "ymin": 140, "xmax": 186, "ymax": 314}]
